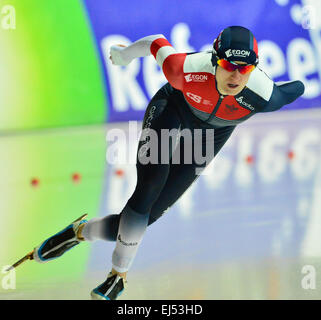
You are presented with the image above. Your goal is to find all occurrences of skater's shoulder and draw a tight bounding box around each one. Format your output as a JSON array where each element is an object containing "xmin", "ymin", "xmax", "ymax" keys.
[
  {"xmin": 246, "ymin": 66, "xmax": 274, "ymax": 102},
  {"xmin": 184, "ymin": 51, "xmax": 215, "ymax": 74}
]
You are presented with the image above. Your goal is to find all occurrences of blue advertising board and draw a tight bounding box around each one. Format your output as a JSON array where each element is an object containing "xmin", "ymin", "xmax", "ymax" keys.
[{"xmin": 83, "ymin": 0, "xmax": 321, "ymax": 122}]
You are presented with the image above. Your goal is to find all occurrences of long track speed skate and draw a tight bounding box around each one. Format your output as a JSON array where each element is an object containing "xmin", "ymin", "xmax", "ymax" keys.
[{"xmin": 6, "ymin": 214, "xmax": 88, "ymax": 271}]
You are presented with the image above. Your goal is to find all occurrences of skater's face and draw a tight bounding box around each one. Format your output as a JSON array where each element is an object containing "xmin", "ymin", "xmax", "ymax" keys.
[{"xmin": 215, "ymin": 61, "xmax": 252, "ymax": 96}]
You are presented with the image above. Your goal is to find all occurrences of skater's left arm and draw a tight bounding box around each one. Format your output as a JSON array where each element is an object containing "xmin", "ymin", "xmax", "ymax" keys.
[{"xmin": 262, "ymin": 80, "xmax": 305, "ymax": 112}]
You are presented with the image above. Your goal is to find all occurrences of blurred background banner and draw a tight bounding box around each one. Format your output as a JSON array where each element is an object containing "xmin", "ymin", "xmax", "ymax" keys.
[
  {"xmin": 1, "ymin": 0, "xmax": 321, "ymax": 131},
  {"xmin": 84, "ymin": 0, "xmax": 321, "ymax": 122},
  {"xmin": 0, "ymin": 0, "xmax": 106, "ymax": 132}
]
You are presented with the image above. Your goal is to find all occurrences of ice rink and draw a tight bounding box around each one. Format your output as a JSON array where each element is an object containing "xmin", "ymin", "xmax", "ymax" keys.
[{"xmin": 0, "ymin": 108, "xmax": 321, "ymax": 300}]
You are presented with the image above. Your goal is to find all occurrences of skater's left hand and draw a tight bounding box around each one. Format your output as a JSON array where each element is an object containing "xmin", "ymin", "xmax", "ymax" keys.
[{"xmin": 109, "ymin": 44, "xmax": 131, "ymax": 66}]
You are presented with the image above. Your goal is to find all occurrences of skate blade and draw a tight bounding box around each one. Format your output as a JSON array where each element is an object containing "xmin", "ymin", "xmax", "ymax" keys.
[
  {"xmin": 71, "ymin": 213, "xmax": 88, "ymax": 224},
  {"xmin": 6, "ymin": 213, "xmax": 88, "ymax": 272},
  {"xmin": 6, "ymin": 250, "xmax": 34, "ymax": 272}
]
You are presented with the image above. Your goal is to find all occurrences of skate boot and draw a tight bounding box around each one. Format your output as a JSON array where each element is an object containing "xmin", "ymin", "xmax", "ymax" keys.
[
  {"xmin": 32, "ymin": 214, "xmax": 88, "ymax": 263},
  {"xmin": 91, "ymin": 272, "xmax": 126, "ymax": 300}
]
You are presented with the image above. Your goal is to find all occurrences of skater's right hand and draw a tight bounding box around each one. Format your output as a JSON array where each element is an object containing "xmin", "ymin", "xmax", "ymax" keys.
[{"xmin": 109, "ymin": 44, "xmax": 131, "ymax": 66}]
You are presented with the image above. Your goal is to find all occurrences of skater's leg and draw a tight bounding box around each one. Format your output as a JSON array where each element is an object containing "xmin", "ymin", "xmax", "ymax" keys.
[
  {"xmin": 149, "ymin": 124, "xmax": 236, "ymax": 223},
  {"xmin": 111, "ymin": 93, "xmax": 182, "ymax": 275},
  {"xmin": 80, "ymin": 125, "xmax": 236, "ymax": 241},
  {"xmin": 91, "ymin": 85, "xmax": 182, "ymax": 299}
]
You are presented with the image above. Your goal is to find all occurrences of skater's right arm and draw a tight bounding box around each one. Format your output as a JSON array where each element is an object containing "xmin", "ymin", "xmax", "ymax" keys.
[{"xmin": 109, "ymin": 35, "xmax": 186, "ymax": 90}]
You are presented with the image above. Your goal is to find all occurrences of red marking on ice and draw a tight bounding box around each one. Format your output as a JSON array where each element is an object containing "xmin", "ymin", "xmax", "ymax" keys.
[
  {"xmin": 245, "ymin": 155, "xmax": 254, "ymax": 164},
  {"xmin": 288, "ymin": 151, "xmax": 295, "ymax": 160},
  {"xmin": 115, "ymin": 169, "xmax": 124, "ymax": 177},
  {"xmin": 31, "ymin": 178, "xmax": 39, "ymax": 187},
  {"xmin": 72, "ymin": 173, "xmax": 81, "ymax": 183}
]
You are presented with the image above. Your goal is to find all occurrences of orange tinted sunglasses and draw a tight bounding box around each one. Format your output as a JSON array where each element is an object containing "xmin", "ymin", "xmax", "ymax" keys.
[{"xmin": 217, "ymin": 58, "xmax": 256, "ymax": 74}]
